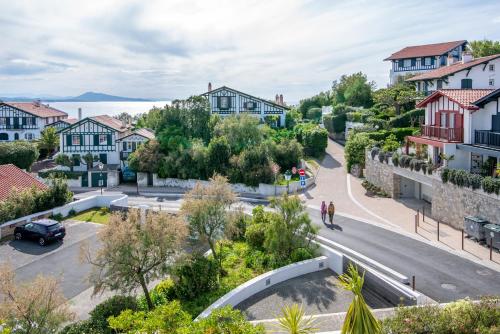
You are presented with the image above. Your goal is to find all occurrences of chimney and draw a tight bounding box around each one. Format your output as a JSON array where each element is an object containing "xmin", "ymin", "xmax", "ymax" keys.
[
  {"xmin": 208, "ymin": 82, "xmax": 212, "ymax": 92},
  {"xmin": 462, "ymin": 51, "xmax": 473, "ymax": 64},
  {"xmin": 279, "ymin": 94, "xmax": 283, "ymax": 105},
  {"xmin": 121, "ymin": 119, "xmax": 127, "ymax": 128},
  {"xmin": 275, "ymin": 94, "xmax": 279, "ymax": 103},
  {"xmin": 78, "ymin": 108, "xmax": 82, "ymax": 120},
  {"xmin": 447, "ymin": 54, "xmax": 456, "ymax": 66},
  {"xmin": 34, "ymin": 99, "xmax": 41, "ymax": 107}
]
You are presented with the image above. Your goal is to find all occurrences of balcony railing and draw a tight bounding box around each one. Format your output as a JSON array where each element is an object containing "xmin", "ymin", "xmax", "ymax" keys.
[
  {"xmin": 475, "ymin": 130, "xmax": 500, "ymax": 148},
  {"xmin": 0, "ymin": 124, "xmax": 38, "ymax": 130},
  {"xmin": 420, "ymin": 125, "xmax": 463, "ymax": 142}
]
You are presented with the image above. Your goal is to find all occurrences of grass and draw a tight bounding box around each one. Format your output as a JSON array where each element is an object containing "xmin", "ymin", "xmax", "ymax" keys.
[
  {"xmin": 67, "ymin": 207, "xmax": 111, "ymax": 224},
  {"xmin": 274, "ymin": 174, "xmax": 301, "ymax": 185}
]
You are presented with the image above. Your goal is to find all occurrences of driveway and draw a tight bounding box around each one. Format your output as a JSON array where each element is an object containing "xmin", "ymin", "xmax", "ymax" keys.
[{"xmin": 0, "ymin": 221, "xmax": 102, "ymax": 300}]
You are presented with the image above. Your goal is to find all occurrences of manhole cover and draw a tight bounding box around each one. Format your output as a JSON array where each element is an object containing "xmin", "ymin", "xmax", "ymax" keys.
[
  {"xmin": 476, "ymin": 269, "xmax": 492, "ymax": 276},
  {"xmin": 441, "ymin": 283, "xmax": 456, "ymax": 290}
]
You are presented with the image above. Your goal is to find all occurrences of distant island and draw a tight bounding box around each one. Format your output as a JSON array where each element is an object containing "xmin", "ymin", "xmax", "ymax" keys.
[{"xmin": 0, "ymin": 91, "xmax": 155, "ymax": 102}]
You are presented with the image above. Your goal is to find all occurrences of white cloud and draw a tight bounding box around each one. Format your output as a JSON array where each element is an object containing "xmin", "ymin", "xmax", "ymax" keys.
[{"xmin": 0, "ymin": 0, "xmax": 499, "ymax": 101}]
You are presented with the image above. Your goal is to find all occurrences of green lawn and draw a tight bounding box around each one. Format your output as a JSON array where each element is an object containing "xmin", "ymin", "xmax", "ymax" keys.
[{"xmin": 68, "ymin": 208, "xmax": 111, "ymax": 224}]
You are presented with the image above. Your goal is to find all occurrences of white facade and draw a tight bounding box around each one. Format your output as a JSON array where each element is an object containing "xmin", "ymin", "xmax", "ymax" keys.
[
  {"xmin": 202, "ymin": 86, "xmax": 288, "ymax": 127},
  {"xmin": 414, "ymin": 57, "xmax": 500, "ymax": 94}
]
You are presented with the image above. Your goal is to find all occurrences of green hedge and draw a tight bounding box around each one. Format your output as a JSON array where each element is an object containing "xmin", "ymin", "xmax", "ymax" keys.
[
  {"xmin": 38, "ymin": 170, "xmax": 84, "ymax": 180},
  {"xmin": 0, "ymin": 141, "xmax": 39, "ymax": 170},
  {"xmin": 366, "ymin": 127, "xmax": 417, "ymax": 143},
  {"xmin": 388, "ymin": 108, "xmax": 425, "ymax": 128},
  {"xmin": 323, "ymin": 113, "xmax": 347, "ymax": 134},
  {"xmin": 442, "ymin": 168, "xmax": 500, "ymax": 195},
  {"xmin": 294, "ymin": 123, "xmax": 328, "ymax": 157}
]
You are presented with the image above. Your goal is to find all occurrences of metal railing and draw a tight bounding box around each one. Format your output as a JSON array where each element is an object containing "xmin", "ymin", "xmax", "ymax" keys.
[
  {"xmin": 420, "ymin": 125, "xmax": 463, "ymax": 142},
  {"xmin": 475, "ymin": 130, "xmax": 500, "ymax": 147}
]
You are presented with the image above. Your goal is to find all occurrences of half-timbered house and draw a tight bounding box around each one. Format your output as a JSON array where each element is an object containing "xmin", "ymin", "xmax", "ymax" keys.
[
  {"xmin": 201, "ymin": 84, "xmax": 289, "ymax": 127},
  {"xmin": 45, "ymin": 118, "xmax": 77, "ymax": 131},
  {"xmin": 0, "ymin": 101, "xmax": 68, "ymax": 141}
]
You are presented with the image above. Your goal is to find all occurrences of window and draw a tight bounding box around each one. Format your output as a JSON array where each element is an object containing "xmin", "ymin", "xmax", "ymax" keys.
[
  {"xmin": 24, "ymin": 133, "xmax": 34, "ymax": 140},
  {"xmin": 416, "ymin": 82, "xmax": 421, "ymax": 91},
  {"xmin": 489, "ymin": 64, "xmax": 495, "ymax": 72},
  {"xmin": 424, "ymin": 57, "xmax": 431, "ymax": 66},
  {"xmin": 0, "ymin": 133, "xmax": 8, "ymax": 141},
  {"xmin": 449, "ymin": 114, "xmax": 455, "ymax": 128},
  {"xmin": 440, "ymin": 113, "xmax": 447, "ymax": 127},
  {"xmin": 411, "ymin": 58, "xmax": 416, "ymax": 67},
  {"xmin": 403, "ymin": 59, "xmax": 411, "ymax": 67},
  {"xmin": 489, "ymin": 79, "xmax": 495, "ymax": 87},
  {"xmin": 99, "ymin": 134, "xmax": 107, "ymax": 145},
  {"xmin": 436, "ymin": 80, "xmax": 443, "ymax": 89},
  {"xmin": 0, "ymin": 118, "xmax": 5, "ymax": 126},
  {"xmin": 461, "ymin": 78, "xmax": 473, "ymax": 89},
  {"xmin": 218, "ymin": 96, "xmax": 230, "ymax": 110},
  {"xmin": 72, "ymin": 135, "xmax": 81, "ymax": 146},
  {"xmin": 127, "ymin": 142, "xmax": 132, "ymax": 151}
]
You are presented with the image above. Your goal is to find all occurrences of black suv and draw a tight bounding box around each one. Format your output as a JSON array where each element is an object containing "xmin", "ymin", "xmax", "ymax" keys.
[{"xmin": 14, "ymin": 219, "xmax": 66, "ymax": 246}]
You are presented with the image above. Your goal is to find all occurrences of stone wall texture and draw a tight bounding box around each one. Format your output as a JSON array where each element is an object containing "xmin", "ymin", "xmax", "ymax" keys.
[
  {"xmin": 365, "ymin": 155, "xmax": 398, "ymax": 197},
  {"xmin": 432, "ymin": 181, "xmax": 500, "ymax": 229}
]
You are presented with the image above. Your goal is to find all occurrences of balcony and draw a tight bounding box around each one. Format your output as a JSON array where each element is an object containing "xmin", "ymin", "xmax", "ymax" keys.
[
  {"xmin": 420, "ymin": 125, "xmax": 463, "ymax": 142},
  {"xmin": 474, "ymin": 130, "xmax": 500, "ymax": 148}
]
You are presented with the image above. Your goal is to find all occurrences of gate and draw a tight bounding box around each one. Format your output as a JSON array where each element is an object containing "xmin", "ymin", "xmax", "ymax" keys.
[
  {"xmin": 81, "ymin": 172, "xmax": 88, "ymax": 187},
  {"xmin": 91, "ymin": 172, "xmax": 107, "ymax": 188}
]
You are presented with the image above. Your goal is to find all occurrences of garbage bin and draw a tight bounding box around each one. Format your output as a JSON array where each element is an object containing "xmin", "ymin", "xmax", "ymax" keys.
[
  {"xmin": 484, "ymin": 224, "xmax": 500, "ymax": 251},
  {"xmin": 464, "ymin": 216, "xmax": 489, "ymax": 241}
]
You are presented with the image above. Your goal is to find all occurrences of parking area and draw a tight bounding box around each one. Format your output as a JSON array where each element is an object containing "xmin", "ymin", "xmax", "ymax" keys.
[{"xmin": 0, "ymin": 220, "xmax": 102, "ymax": 300}]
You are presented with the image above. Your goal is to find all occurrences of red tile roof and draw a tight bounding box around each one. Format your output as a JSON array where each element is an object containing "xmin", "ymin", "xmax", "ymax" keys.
[
  {"xmin": 4, "ymin": 102, "xmax": 68, "ymax": 118},
  {"xmin": 0, "ymin": 164, "xmax": 48, "ymax": 201},
  {"xmin": 407, "ymin": 54, "xmax": 500, "ymax": 81},
  {"xmin": 384, "ymin": 40, "xmax": 467, "ymax": 61},
  {"xmin": 416, "ymin": 89, "xmax": 494, "ymax": 110},
  {"xmin": 91, "ymin": 115, "xmax": 129, "ymax": 132}
]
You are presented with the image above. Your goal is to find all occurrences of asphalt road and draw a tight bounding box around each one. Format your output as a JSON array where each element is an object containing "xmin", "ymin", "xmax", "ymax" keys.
[
  {"xmin": 308, "ymin": 208, "xmax": 500, "ymax": 302},
  {"xmin": 0, "ymin": 221, "xmax": 101, "ymax": 300}
]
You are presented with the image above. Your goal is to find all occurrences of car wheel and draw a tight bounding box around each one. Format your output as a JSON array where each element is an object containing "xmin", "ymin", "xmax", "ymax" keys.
[
  {"xmin": 38, "ymin": 237, "xmax": 46, "ymax": 246},
  {"xmin": 15, "ymin": 232, "xmax": 22, "ymax": 240}
]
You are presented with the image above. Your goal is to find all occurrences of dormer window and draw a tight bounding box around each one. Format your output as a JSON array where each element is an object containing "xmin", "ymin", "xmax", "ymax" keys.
[
  {"xmin": 490, "ymin": 79, "xmax": 495, "ymax": 87},
  {"xmin": 437, "ymin": 80, "xmax": 443, "ymax": 89}
]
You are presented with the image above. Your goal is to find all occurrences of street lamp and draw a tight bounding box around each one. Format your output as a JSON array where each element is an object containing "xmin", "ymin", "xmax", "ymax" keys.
[
  {"xmin": 98, "ymin": 162, "xmax": 104, "ymax": 195},
  {"xmin": 284, "ymin": 170, "xmax": 292, "ymax": 194}
]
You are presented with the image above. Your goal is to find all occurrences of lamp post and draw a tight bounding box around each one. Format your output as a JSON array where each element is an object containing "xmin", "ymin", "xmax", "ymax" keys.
[
  {"xmin": 98, "ymin": 162, "xmax": 104, "ymax": 195},
  {"xmin": 284, "ymin": 170, "xmax": 292, "ymax": 194}
]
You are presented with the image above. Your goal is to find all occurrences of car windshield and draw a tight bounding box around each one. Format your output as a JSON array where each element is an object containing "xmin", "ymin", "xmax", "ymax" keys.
[{"xmin": 47, "ymin": 223, "xmax": 62, "ymax": 231}]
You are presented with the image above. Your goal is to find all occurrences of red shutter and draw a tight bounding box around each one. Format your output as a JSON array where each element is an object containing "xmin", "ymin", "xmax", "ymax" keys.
[{"xmin": 435, "ymin": 112, "xmax": 440, "ymax": 126}]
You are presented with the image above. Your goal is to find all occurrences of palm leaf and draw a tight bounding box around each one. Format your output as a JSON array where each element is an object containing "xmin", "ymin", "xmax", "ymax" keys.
[{"xmin": 273, "ymin": 304, "xmax": 318, "ymax": 334}]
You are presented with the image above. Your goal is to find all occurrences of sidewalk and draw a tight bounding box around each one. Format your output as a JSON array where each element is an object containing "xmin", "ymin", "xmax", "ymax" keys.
[{"xmin": 303, "ymin": 139, "xmax": 500, "ymax": 268}]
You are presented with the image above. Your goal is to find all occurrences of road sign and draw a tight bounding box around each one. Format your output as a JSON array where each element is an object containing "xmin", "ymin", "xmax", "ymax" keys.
[
  {"xmin": 292, "ymin": 167, "xmax": 297, "ymax": 174},
  {"xmin": 300, "ymin": 180, "xmax": 306, "ymax": 187},
  {"xmin": 299, "ymin": 169, "xmax": 305, "ymax": 176}
]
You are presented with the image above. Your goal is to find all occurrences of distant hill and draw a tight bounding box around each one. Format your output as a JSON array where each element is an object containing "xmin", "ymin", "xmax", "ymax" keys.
[{"xmin": 0, "ymin": 92, "xmax": 153, "ymax": 102}]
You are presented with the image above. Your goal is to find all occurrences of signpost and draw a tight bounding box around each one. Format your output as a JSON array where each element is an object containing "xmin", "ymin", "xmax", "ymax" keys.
[
  {"xmin": 284, "ymin": 170, "xmax": 292, "ymax": 194},
  {"xmin": 299, "ymin": 169, "xmax": 306, "ymax": 188}
]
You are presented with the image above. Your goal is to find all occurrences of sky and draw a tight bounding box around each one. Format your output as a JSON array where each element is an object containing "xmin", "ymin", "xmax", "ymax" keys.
[{"xmin": 0, "ymin": 0, "xmax": 499, "ymax": 103}]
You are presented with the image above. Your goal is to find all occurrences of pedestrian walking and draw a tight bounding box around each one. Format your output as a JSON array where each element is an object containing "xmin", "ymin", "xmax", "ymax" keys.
[
  {"xmin": 328, "ymin": 201, "xmax": 335, "ymax": 225},
  {"xmin": 320, "ymin": 201, "xmax": 327, "ymax": 223}
]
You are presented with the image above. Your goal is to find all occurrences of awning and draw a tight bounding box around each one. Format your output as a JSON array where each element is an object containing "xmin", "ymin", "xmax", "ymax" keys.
[
  {"xmin": 457, "ymin": 144, "xmax": 500, "ymax": 158},
  {"xmin": 407, "ymin": 136, "xmax": 444, "ymax": 148}
]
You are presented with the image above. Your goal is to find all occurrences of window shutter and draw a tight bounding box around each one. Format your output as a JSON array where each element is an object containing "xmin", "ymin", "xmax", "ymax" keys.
[
  {"xmin": 94, "ymin": 134, "xmax": 99, "ymax": 146},
  {"xmin": 132, "ymin": 142, "xmax": 137, "ymax": 151},
  {"xmin": 32, "ymin": 117, "xmax": 36, "ymax": 125},
  {"xmin": 431, "ymin": 57, "xmax": 435, "ymax": 65},
  {"xmin": 123, "ymin": 142, "xmax": 127, "ymax": 151},
  {"xmin": 6, "ymin": 118, "xmax": 10, "ymax": 126},
  {"xmin": 67, "ymin": 134, "xmax": 72, "ymax": 146},
  {"xmin": 411, "ymin": 58, "xmax": 416, "ymax": 66},
  {"xmin": 22, "ymin": 118, "xmax": 26, "ymax": 126},
  {"xmin": 107, "ymin": 134, "xmax": 112, "ymax": 146},
  {"xmin": 80, "ymin": 135, "xmax": 84, "ymax": 146},
  {"xmin": 217, "ymin": 96, "xmax": 221, "ymax": 109}
]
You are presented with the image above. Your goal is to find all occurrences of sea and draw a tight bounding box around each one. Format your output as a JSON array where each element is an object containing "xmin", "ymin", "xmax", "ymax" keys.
[{"xmin": 45, "ymin": 101, "xmax": 170, "ymax": 119}]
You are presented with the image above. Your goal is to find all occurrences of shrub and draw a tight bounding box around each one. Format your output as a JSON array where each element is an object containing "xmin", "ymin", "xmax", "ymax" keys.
[
  {"xmin": 344, "ymin": 132, "xmax": 372, "ymax": 172},
  {"xmin": 0, "ymin": 141, "xmax": 39, "ymax": 170},
  {"xmin": 294, "ymin": 123, "xmax": 328, "ymax": 157},
  {"xmin": 370, "ymin": 147, "xmax": 379, "ymax": 160},
  {"xmin": 88, "ymin": 295, "xmax": 138, "ymax": 334},
  {"xmin": 421, "ymin": 163, "xmax": 427, "ymax": 174},
  {"xmin": 172, "ymin": 254, "xmax": 218, "ymax": 300},
  {"xmin": 269, "ymin": 139, "xmax": 303, "ymax": 171},
  {"xmin": 378, "ymin": 151, "xmax": 385, "ymax": 163},
  {"xmin": 245, "ymin": 223, "xmax": 266, "ymax": 249},
  {"xmin": 189, "ymin": 306, "xmax": 265, "ymax": 334},
  {"xmin": 59, "ymin": 320, "xmax": 95, "ymax": 334},
  {"xmin": 230, "ymin": 145, "xmax": 274, "ymax": 186},
  {"xmin": 441, "ymin": 168, "xmax": 450, "ymax": 183},
  {"xmin": 50, "ymin": 213, "xmax": 64, "ymax": 221},
  {"xmin": 388, "ymin": 108, "xmax": 425, "ymax": 128},
  {"xmin": 137, "ymin": 278, "xmax": 176, "ymax": 309},
  {"xmin": 306, "ymin": 107, "xmax": 322, "ymax": 121},
  {"xmin": 225, "ymin": 211, "xmax": 249, "ymax": 241},
  {"xmin": 469, "ymin": 173, "xmax": 483, "ymax": 190},
  {"xmin": 482, "ymin": 176, "xmax": 500, "ymax": 195},
  {"xmin": 382, "ymin": 134, "xmax": 400, "ymax": 153},
  {"xmin": 38, "ymin": 170, "xmax": 84, "ymax": 180},
  {"xmin": 391, "ymin": 153, "xmax": 399, "ymax": 167}
]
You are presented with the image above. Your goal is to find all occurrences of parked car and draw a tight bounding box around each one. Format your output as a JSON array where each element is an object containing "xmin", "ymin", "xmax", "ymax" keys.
[{"xmin": 14, "ymin": 219, "xmax": 66, "ymax": 246}]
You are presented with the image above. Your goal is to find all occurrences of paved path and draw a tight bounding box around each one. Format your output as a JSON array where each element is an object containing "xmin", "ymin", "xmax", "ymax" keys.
[
  {"xmin": 236, "ymin": 270, "xmax": 393, "ymax": 321},
  {"xmin": 308, "ymin": 210, "xmax": 500, "ymax": 302}
]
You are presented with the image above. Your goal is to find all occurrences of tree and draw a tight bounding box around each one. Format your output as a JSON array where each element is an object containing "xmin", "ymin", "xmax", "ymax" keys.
[
  {"xmin": 298, "ymin": 92, "xmax": 331, "ymax": 118},
  {"xmin": 373, "ymin": 76, "xmax": 418, "ymax": 115},
  {"xmin": 0, "ymin": 264, "xmax": 74, "ymax": 334},
  {"xmin": 339, "ymin": 264, "xmax": 381, "ymax": 334},
  {"xmin": 55, "ymin": 154, "xmax": 75, "ymax": 172},
  {"xmin": 276, "ymin": 304, "xmax": 317, "ymax": 334},
  {"xmin": 230, "ymin": 145, "xmax": 274, "ymax": 186},
  {"xmin": 37, "ymin": 127, "xmax": 59, "ymax": 158},
  {"xmin": 213, "ymin": 114, "xmax": 264, "ymax": 154},
  {"xmin": 207, "ymin": 136, "xmax": 231, "ymax": 176},
  {"xmin": 468, "ymin": 39, "xmax": 500, "ymax": 58},
  {"xmin": 0, "ymin": 141, "xmax": 39, "ymax": 170},
  {"xmin": 81, "ymin": 210, "xmax": 187, "ymax": 310},
  {"xmin": 270, "ymin": 139, "xmax": 303, "ymax": 171},
  {"xmin": 136, "ymin": 107, "xmax": 163, "ymax": 131},
  {"xmin": 332, "ymin": 72, "xmax": 375, "ymax": 108},
  {"xmin": 128, "ymin": 139, "xmax": 165, "ymax": 173},
  {"xmin": 264, "ymin": 194, "xmax": 318, "ymax": 263},
  {"xmin": 113, "ymin": 112, "xmax": 135, "ymax": 125},
  {"xmin": 344, "ymin": 132, "xmax": 372, "ymax": 172},
  {"xmin": 181, "ymin": 175, "xmax": 236, "ymax": 277}
]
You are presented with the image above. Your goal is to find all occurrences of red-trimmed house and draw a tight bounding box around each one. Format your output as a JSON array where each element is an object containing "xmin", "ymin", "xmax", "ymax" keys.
[{"xmin": 407, "ymin": 89, "xmax": 500, "ymax": 174}]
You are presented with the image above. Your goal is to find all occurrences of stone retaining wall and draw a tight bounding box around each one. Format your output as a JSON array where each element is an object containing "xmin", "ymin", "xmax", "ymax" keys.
[{"xmin": 365, "ymin": 155, "xmax": 399, "ymax": 197}]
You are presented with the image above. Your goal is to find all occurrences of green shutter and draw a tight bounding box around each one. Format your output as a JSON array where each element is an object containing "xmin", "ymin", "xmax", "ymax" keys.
[
  {"xmin": 22, "ymin": 118, "xmax": 26, "ymax": 125},
  {"xmin": 431, "ymin": 57, "xmax": 435, "ymax": 65},
  {"xmin": 80, "ymin": 135, "xmax": 84, "ymax": 146},
  {"xmin": 67, "ymin": 134, "xmax": 72, "ymax": 146},
  {"xmin": 107, "ymin": 134, "xmax": 112, "ymax": 145},
  {"xmin": 94, "ymin": 134, "xmax": 99, "ymax": 146},
  {"xmin": 216, "ymin": 96, "xmax": 221, "ymax": 109},
  {"xmin": 123, "ymin": 142, "xmax": 127, "ymax": 151},
  {"xmin": 6, "ymin": 118, "xmax": 10, "ymax": 126},
  {"xmin": 132, "ymin": 142, "xmax": 136, "ymax": 151}
]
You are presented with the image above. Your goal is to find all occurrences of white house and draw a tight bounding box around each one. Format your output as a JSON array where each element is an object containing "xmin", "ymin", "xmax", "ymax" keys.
[
  {"xmin": 406, "ymin": 89, "xmax": 500, "ymax": 175},
  {"xmin": 201, "ymin": 84, "xmax": 289, "ymax": 127},
  {"xmin": 0, "ymin": 101, "xmax": 68, "ymax": 141},
  {"xmin": 407, "ymin": 53, "xmax": 500, "ymax": 95},
  {"xmin": 58, "ymin": 115, "xmax": 155, "ymax": 174},
  {"xmin": 45, "ymin": 118, "xmax": 78, "ymax": 131},
  {"xmin": 384, "ymin": 40, "xmax": 467, "ymax": 85}
]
